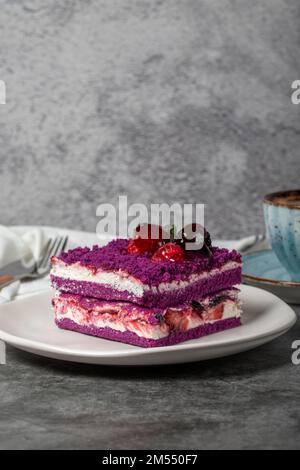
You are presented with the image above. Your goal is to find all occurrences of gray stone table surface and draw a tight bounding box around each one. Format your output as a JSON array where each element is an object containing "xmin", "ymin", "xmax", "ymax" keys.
[{"xmin": 0, "ymin": 305, "xmax": 299, "ymax": 450}]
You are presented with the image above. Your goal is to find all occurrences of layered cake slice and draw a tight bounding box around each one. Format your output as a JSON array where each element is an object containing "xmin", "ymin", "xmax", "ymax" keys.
[
  {"xmin": 51, "ymin": 224, "xmax": 242, "ymax": 347},
  {"xmin": 52, "ymin": 289, "xmax": 241, "ymax": 348}
]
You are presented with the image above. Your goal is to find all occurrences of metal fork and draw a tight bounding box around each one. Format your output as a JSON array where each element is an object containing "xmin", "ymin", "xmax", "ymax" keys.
[
  {"xmin": 28, "ymin": 235, "xmax": 68, "ymax": 278},
  {"xmin": 0, "ymin": 235, "xmax": 68, "ymax": 288}
]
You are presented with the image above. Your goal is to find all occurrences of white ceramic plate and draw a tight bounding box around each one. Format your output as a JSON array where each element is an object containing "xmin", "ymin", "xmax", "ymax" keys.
[{"xmin": 0, "ymin": 285, "xmax": 296, "ymax": 366}]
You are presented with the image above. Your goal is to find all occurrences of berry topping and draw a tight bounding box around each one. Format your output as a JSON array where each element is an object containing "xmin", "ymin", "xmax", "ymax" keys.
[
  {"xmin": 127, "ymin": 223, "xmax": 166, "ymax": 255},
  {"xmin": 135, "ymin": 224, "xmax": 167, "ymax": 241},
  {"xmin": 127, "ymin": 223, "xmax": 213, "ymax": 258},
  {"xmin": 127, "ymin": 238, "xmax": 159, "ymax": 255},
  {"xmin": 152, "ymin": 242, "xmax": 185, "ymax": 262}
]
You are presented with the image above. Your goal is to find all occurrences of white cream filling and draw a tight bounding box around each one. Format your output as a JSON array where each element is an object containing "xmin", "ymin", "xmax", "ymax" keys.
[
  {"xmin": 51, "ymin": 260, "xmax": 240, "ymax": 297},
  {"xmin": 219, "ymin": 301, "xmax": 241, "ymax": 320},
  {"xmin": 55, "ymin": 307, "xmax": 168, "ymax": 339}
]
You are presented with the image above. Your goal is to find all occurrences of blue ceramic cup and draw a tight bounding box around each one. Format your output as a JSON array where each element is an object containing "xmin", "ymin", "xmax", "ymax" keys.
[{"xmin": 264, "ymin": 190, "xmax": 300, "ymax": 281}]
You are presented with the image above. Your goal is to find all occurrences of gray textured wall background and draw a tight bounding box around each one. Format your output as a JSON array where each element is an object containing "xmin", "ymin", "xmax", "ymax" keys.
[{"xmin": 0, "ymin": 0, "xmax": 299, "ymax": 238}]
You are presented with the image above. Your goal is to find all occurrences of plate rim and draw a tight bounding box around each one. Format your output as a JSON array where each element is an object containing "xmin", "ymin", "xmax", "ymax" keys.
[
  {"xmin": 0, "ymin": 285, "xmax": 296, "ymax": 359},
  {"xmin": 243, "ymin": 249, "xmax": 300, "ymax": 287}
]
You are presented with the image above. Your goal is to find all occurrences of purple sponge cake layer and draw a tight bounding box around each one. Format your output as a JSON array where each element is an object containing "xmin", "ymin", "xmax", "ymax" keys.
[
  {"xmin": 55, "ymin": 317, "xmax": 241, "ymax": 348},
  {"xmin": 51, "ymin": 266, "xmax": 241, "ymax": 308}
]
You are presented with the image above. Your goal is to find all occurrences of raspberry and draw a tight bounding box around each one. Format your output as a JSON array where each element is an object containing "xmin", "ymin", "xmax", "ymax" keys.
[
  {"xmin": 127, "ymin": 238, "xmax": 159, "ymax": 255},
  {"xmin": 128, "ymin": 224, "xmax": 168, "ymax": 255},
  {"xmin": 135, "ymin": 224, "xmax": 167, "ymax": 241}
]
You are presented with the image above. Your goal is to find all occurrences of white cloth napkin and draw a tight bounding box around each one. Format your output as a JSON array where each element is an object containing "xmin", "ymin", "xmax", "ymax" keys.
[
  {"xmin": 0, "ymin": 281, "xmax": 21, "ymax": 304},
  {"xmin": 0, "ymin": 227, "xmax": 267, "ymax": 304},
  {"xmin": 0, "ymin": 226, "xmax": 50, "ymax": 304},
  {"xmin": 0, "ymin": 226, "xmax": 105, "ymax": 302},
  {"xmin": 0, "ymin": 225, "xmax": 48, "ymax": 268}
]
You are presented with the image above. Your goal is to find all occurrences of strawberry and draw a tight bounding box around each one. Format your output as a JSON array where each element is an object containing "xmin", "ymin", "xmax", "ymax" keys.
[
  {"xmin": 152, "ymin": 242, "xmax": 185, "ymax": 262},
  {"xmin": 164, "ymin": 309, "xmax": 189, "ymax": 331},
  {"xmin": 208, "ymin": 303, "xmax": 224, "ymax": 320},
  {"xmin": 127, "ymin": 237, "xmax": 159, "ymax": 255}
]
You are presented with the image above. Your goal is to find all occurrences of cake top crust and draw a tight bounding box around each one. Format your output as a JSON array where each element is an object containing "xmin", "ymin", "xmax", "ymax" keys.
[{"xmin": 55, "ymin": 239, "xmax": 241, "ymax": 285}]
